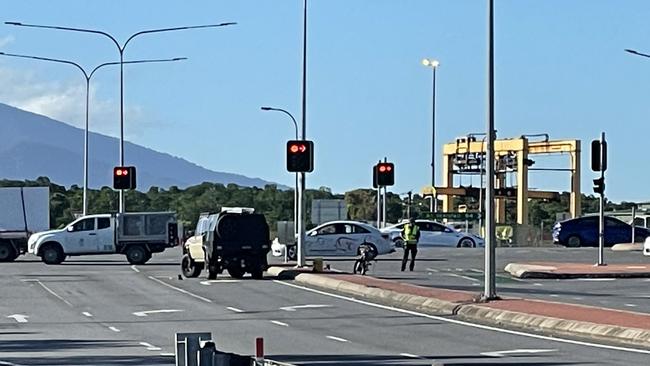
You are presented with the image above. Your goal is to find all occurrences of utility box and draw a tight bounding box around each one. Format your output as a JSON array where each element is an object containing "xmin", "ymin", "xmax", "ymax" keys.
[{"xmin": 311, "ymin": 199, "xmax": 347, "ymax": 225}]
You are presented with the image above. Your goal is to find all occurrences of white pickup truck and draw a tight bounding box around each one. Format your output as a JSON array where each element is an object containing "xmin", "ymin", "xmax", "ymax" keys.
[{"xmin": 28, "ymin": 212, "xmax": 179, "ymax": 265}]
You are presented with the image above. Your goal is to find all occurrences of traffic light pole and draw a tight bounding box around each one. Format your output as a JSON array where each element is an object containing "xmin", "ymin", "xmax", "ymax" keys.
[
  {"xmin": 376, "ymin": 187, "xmax": 382, "ymax": 228},
  {"xmin": 297, "ymin": 0, "xmax": 308, "ymax": 268},
  {"xmin": 597, "ymin": 132, "xmax": 606, "ymax": 266}
]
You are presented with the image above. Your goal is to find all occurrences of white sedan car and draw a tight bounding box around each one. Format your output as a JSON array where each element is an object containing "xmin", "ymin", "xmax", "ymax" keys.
[
  {"xmin": 271, "ymin": 220, "xmax": 395, "ymax": 259},
  {"xmin": 381, "ymin": 220, "xmax": 484, "ymax": 248}
]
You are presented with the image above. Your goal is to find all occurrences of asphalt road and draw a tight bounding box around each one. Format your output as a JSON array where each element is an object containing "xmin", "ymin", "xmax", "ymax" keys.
[
  {"xmin": 312, "ymin": 246, "xmax": 650, "ymax": 315},
  {"xmin": 1, "ymin": 248, "xmax": 649, "ymax": 365}
]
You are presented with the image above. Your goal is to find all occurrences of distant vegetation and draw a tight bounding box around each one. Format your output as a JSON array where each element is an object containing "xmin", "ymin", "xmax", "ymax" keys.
[{"xmin": 0, "ymin": 177, "xmax": 630, "ymax": 234}]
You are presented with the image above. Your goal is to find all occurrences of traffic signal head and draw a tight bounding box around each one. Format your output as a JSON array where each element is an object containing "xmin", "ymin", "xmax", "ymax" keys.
[
  {"xmin": 113, "ymin": 166, "xmax": 137, "ymax": 190},
  {"xmin": 591, "ymin": 139, "xmax": 607, "ymax": 172},
  {"xmin": 374, "ymin": 162, "xmax": 395, "ymax": 186},
  {"xmin": 286, "ymin": 140, "xmax": 314, "ymax": 172},
  {"xmin": 593, "ymin": 177, "xmax": 605, "ymax": 195}
]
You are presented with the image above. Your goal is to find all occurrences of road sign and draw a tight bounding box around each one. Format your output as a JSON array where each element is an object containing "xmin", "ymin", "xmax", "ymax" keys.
[{"xmin": 426, "ymin": 212, "xmax": 481, "ymax": 221}]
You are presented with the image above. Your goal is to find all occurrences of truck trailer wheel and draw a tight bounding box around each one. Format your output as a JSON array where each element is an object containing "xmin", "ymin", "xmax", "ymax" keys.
[
  {"xmin": 0, "ymin": 241, "xmax": 17, "ymax": 262},
  {"xmin": 41, "ymin": 243, "xmax": 64, "ymax": 265},
  {"xmin": 181, "ymin": 254, "xmax": 202, "ymax": 278},
  {"xmin": 125, "ymin": 245, "xmax": 150, "ymax": 265}
]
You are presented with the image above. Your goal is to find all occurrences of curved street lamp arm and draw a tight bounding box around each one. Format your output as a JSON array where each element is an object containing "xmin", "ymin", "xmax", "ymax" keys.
[
  {"xmin": 261, "ymin": 106, "xmax": 298, "ymax": 139},
  {"xmin": 88, "ymin": 57, "xmax": 187, "ymax": 79},
  {"xmin": 5, "ymin": 21, "xmax": 121, "ymax": 51},
  {"xmin": 123, "ymin": 22, "xmax": 237, "ymax": 49},
  {"xmin": 0, "ymin": 51, "xmax": 88, "ymax": 79}
]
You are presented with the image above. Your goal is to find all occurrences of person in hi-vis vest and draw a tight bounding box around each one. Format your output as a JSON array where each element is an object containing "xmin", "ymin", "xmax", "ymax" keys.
[{"xmin": 401, "ymin": 217, "xmax": 420, "ymax": 271}]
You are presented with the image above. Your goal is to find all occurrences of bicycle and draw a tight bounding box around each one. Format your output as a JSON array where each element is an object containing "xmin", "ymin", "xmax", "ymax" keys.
[{"xmin": 353, "ymin": 243, "xmax": 376, "ymax": 275}]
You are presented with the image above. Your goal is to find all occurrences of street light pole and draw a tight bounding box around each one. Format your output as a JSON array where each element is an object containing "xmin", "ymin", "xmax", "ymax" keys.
[
  {"xmin": 260, "ymin": 107, "xmax": 299, "ymax": 239},
  {"xmin": 422, "ymin": 58, "xmax": 439, "ymax": 213},
  {"xmin": 6, "ymin": 21, "xmax": 236, "ymax": 213},
  {"xmin": 297, "ymin": 0, "xmax": 308, "ymax": 268},
  {"xmin": 0, "ymin": 51, "xmax": 185, "ymax": 215},
  {"xmin": 483, "ymin": 0, "xmax": 497, "ymax": 301},
  {"xmin": 625, "ymin": 48, "xmax": 650, "ymax": 59}
]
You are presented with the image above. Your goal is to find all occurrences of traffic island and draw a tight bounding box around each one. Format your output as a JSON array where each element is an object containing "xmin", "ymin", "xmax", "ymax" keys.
[
  {"xmin": 268, "ymin": 266, "xmax": 650, "ymax": 349},
  {"xmin": 505, "ymin": 262, "xmax": 650, "ymax": 279}
]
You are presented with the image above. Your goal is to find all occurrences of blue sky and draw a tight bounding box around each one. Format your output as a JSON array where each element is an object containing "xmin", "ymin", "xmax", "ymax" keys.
[{"xmin": 0, "ymin": 1, "xmax": 649, "ymax": 202}]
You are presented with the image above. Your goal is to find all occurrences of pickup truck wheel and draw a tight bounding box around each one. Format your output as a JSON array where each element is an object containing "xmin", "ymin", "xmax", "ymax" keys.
[
  {"xmin": 181, "ymin": 254, "xmax": 202, "ymax": 278},
  {"xmin": 0, "ymin": 241, "xmax": 17, "ymax": 262},
  {"xmin": 227, "ymin": 267, "xmax": 245, "ymax": 279},
  {"xmin": 125, "ymin": 245, "xmax": 149, "ymax": 265},
  {"xmin": 41, "ymin": 243, "xmax": 64, "ymax": 265}
]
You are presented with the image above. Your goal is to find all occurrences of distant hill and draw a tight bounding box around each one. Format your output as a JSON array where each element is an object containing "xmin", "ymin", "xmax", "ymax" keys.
[{"xmin": 0, "ymin": 103, "xmax": 279, "ymax": 189}]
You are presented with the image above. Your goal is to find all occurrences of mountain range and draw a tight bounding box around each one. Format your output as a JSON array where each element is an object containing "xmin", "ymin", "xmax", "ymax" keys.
[{"xmin": 0, "ymin": 103, "xmax": 278, "ymax": 189}]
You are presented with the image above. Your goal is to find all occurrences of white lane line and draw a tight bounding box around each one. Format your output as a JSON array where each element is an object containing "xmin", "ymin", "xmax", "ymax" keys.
[
  {"xmin": 533, "ymin": 283, "xmax": 543, "ymax": 286},
  {"xmin": 133, "ymin": 309, "xmax": 183, "ymax": 317},
  {"xmin": 572, "ymin": 297, "xmax": 584, "ymax": 301},
  {"xmin": 226, "ymin": 306, "xmax": 244, "ymax": 313},
  {"xmin": 399, "ymin": 353, "xmax": 423, "ymax": 359},
  {"xmin": 108, "ymin": 326, "xmax": 120, "ymax": 332},
  {"xmin": 624, "ymin": 304, "xmax": 638, "ymax": 308},
  {"xmin": 272, "ymin": 280, "xmax": 650, "ymax": 355},
  {"xmin": 425, "ymin": 268, "xmax": 439, "ymax": 273},
  {"xmin": 200, "ymin": 280, "xmax": 240, "ymax": 285},
  {"xmin": 627, "ymin": 266, "xmax": 647, "ymax": 269},
  {"xmin": 270, "ymin": 320, "xmax": 289, "ymax": 327},
  {"xmin": 6, "ymin": 314, "xmax": 29, "ymax": 323},
  {"xmin": 159, "ymin": 352, "xmax": 175, "ymax": 357},
  {"xmin": 280, "ymin": 304, "xmax": 332, "ymax": 311},
  {"xmin": 445, "ymin": 273, "xmax": 480, "ymax": 283},
  {"xmin": 148, "ymin": 276, "xmax": 213, "ymax": 303},
  {"xmin": 82, "ymin": 312, "xmax": 93, "ymax": 318},
  {"xmin": 549, "ymin": 294, "xmax": 560, "ymax": 298},
  {"xmin": 34, "ymin": 280, "xmax": 73, "ymax": 307},
  {"xmin": 131, "ymin": 265, "xmax": 140, "ymax": 273},
  {"xmin": 140, "ymin": 342, "xmax": 162, "ymax": 351},
  {"xmin": 326, "ymin": 335, "xmax": 349, "ymax": 343},
  {"xmin": 481, "ymin": 349, "xmax": 557, "ymax": 357},
  {"xmin": 0, "ymin": 361, "xmax": 22, "ymax": 366}
]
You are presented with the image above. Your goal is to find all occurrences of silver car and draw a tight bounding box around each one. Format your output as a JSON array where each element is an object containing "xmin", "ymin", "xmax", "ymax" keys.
[{"xmin": 381, "ymin": 219, "xmax": 484, "ymax": 248}]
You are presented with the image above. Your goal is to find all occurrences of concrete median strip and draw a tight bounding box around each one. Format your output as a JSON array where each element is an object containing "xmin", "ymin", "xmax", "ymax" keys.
[{"xmin": 268, "ymin": 266, "xmax": 650, "ymax": 349}]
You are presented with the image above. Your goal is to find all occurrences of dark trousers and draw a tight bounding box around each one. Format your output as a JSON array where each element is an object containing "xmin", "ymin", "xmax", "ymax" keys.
[{"xmin": 401, "ymin": 245, "xmax": 418, "ymax": 271}]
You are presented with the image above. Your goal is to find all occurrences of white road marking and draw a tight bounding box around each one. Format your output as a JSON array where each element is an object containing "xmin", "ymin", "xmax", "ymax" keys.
[
  {"xmin": 82, "ymin": 312, "xmax": 93, "ymax": 317},
  {"xmin": 108, "ymin": 326, "xmax": 120, "ymax": 332},
  {"xmin": 624, "ymin": 304, "xmax": 638, "ymax": 308},
  {"xmin": 444, "ymin": 273, "xmax": 480, "ymax": 283},
  {"xmin": 148, "ymin": 276, "xmax": 213, "ymax": 303},
  {"xmin": 200, "ymin": 280, "xmax": 241, "ymax": 285},
  {"xmin": 6, "ymin": 314, "xmax": 29, "ymax": 323},
  {"xmin": 425, "ymin": 268, "xmax": 439, "ymax": 273},
  {"xmin": 626, "ymin": 266, "xmax": 647, "ymax": 269},
  {"xmin": 280, "ymin": 304, "xmax": 332, "ymax": 311},
  {"xmin": 273, "ymin": 280, "xmax": 650, "ymax": 355},
  {"xmin": 468, "ymin": 268, "xmax": 484, "ymax": 273},
  {"xmin": 572, "ymin": 297, "xmax": 584, "ymax": 300},
  {"xmin": 226, "ymin": 306, "xmax": 244, "ymax": 313},
  {"xmin": 549, "ymin": 294, "xmax": 560, "ymax": 298},
  {"xmin": 159, "ymin": 352, "xmax": 175, "ymax": 357},
  {"xmin": 533, "ymin": 283, "xmax": 543, "ymax": 286},
  {"xmin": 133, "ymin": 309, "xmax": 183, "ymax": 317},
  {"xmin": 481, "ymin": 349, "xmax": 557, "ymax": 357},
  {"xmin": 399, "ymin": 353, "xmax": 423, "ymax": 359},
  {"xmin": 32, "ymin": 279, "xmax": 73, "ymax": 307},
  {"xmin": 0, "ymin": 361, "xmax": 22, "ymax": 366},
  {"xmin": 574, "ymin": 278, "xmax": 616, "ymax": 282},
  {"xmin": 326, "ymin": 336, "xmax": 349, "ymax": 343},
  {"xmin": 131, "ymin": 265, "xmax": 140, "ymax": 273},
  {"xmin": 140, "ymin": 342, "xmax": 162, "ymax": 351},
  {"xmin": 270, "ymin": 320, "xmax": 289, "ymax": 327}
]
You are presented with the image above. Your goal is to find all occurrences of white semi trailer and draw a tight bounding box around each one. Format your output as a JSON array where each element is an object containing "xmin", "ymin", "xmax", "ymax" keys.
[{"xmin": 0, "ymin": 187, "xmax": 49, "ymax": 262}]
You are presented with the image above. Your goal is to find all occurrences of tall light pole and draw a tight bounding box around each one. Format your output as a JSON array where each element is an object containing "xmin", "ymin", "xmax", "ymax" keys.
[
  {"xmin": 422, "ymin": 58, "xmax": 440, "ymax": 213},
  {"xmin": 261, "ymin": 106, "xmax": 299, "ymax": 239},
  {"xmin": 6, "ymin": 21, "xmax": 236, "ymax": 212},
  {"xmin": 0, "ymin": 51, "xmax": 186, "ymax": 215},
  {"xmin": 297, "ymin": 0, "xmax": 308, "ymax": 268},
  {"xmin": 483, "ymin": 0, "xmax": 497, "ymax": 301}
]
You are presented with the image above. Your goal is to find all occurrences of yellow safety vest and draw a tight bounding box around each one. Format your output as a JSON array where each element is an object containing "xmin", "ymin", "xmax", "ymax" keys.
[{"xmin": 403, "ymin": 224, "xmax": 419, "ymax": 246}]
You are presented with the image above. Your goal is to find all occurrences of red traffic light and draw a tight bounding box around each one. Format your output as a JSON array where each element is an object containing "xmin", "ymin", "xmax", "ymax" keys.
[{"xmin": 289, "ymin": 143, "xmax": 307, "ymax": 154}]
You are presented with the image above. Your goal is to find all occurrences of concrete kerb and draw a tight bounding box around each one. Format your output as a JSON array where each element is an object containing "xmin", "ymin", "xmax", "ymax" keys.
[
  {"xmin": 269, "ymin": 266, "xmax": 650, "ymax": 349},
  {"xmin": 505, "ymin": 263, "xmax": 650, "ymax": 279},
  {"xmin": 457, "ymin": 304, "xmax": 650, "ymax": 349}
]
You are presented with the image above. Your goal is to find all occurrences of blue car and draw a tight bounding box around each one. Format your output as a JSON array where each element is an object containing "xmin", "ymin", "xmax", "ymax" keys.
[{"xmin": 552, "ymin": 216, "xmax": 650, "ymax": 247}]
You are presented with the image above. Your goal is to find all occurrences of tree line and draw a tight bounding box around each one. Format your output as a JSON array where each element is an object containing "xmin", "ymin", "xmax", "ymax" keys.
[{"xmin": 0, "ymin": 177, "xmax": 630, "ymax": 234}]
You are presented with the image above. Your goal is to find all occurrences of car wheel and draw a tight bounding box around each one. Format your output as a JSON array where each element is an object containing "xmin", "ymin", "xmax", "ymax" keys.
[
  {"xmin": 287, "ymin": 245, "xmax": 297, "ymax": 261},
  {"xmin": 394, "ymin": 238, "xmax": 404, "ymax": 248},
  {"xmin": 0, "ymin": 241, "xmax": 17, "ymax": 262},
  {"xmin": 566, "ymin": 235, "xmax": 582, "ymax": 248},
  {"xmin": 125, "ymin": 245, "xmax": 150, "ymax": 265},
  {"xmin": 41, "ymin": 243, "xmax": 64, "ymax": 265},
  {"xmin": 457, "ymin": 237, "xmax": 476, "ymax": 248},
  {"xmin": 181, "ymin": 254, "xmax": 202, "ymax": 278}
]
